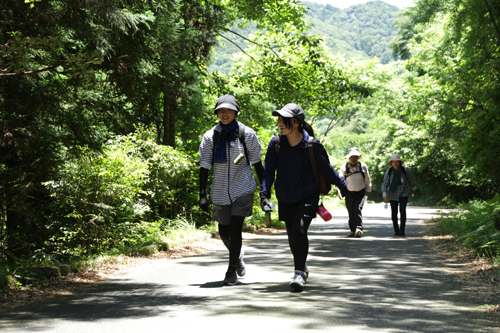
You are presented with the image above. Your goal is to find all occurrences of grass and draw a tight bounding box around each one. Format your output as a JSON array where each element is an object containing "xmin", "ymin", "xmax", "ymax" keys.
[{"xmin": 429, "ymin": 194, "xmax": 500, "ymax": 266}]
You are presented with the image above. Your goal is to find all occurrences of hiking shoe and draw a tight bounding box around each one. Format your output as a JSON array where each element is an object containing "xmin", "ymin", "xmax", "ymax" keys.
[
  {"xmin": 347, "ymin": 232, "xmax": 355, "ymax": 238},
  {"xmin": 355, "ymin": 228, "xmax": 363, "ymax": 238},
  {"xmin": 399, "ymin": 231, "xmax": 405, "ymax": 237},
  {"xmin": 290, "ymin": 273, "xmax": 305, "ymax": 292},
  {"xmin": 236, "ymin": 260, "xmax": 246, "ymax": 277},
  {"xmin": 303, "ymin": 268, "xmax": 309, "ymax": 283},
  {"xmin": 223, "ymin": 270, "xmax": 238, "ymax": 286}
]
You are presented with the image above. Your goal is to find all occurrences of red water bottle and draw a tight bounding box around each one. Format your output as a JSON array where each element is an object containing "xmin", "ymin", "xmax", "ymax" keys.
[{"xmin": 317, "ymin": 204, "xmax": 332, "ymax": 221}]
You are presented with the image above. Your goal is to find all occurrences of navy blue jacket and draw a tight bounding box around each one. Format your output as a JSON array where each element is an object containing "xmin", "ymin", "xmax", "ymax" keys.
[{"xmin": 261, "ymin": 130, "xmax": 347, "ymax": 204}]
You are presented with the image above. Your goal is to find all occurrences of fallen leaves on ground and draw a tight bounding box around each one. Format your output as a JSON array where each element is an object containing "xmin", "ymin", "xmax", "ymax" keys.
[
  {"xmin": 0, "ymin": 238, "xmax": 224, "ymax": 312},
  {"xmin": 2, "ymin": 227, "xmax": 498, "ymax": 314},
  {"xmin": 424, "ymin": 230, "xmax": 500, "ymax": 314}
]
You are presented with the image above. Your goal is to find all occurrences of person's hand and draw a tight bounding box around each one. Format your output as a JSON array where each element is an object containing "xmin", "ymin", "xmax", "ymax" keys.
[
  {"xmin": 413, "ymin": 190, "xmax": 417, "ymax": 196},
  {"xmin": 199, "ymin": 193, "xmax": 208, "ymax": 212},
  {"xmin": 366, "ymin": 192, "xmax": 371, "ymax": 197},
  {"xmin": 383, "ymin": 196, "xmax": 388, "ymax": 203},
  {"xmin": 261, "ymin": 196, "xmax": 271, "ymax": 212}
]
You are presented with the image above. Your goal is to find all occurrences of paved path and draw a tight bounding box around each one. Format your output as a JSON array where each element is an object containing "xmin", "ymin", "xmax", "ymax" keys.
[{"xmin": 1, "ymin": 204, "xmax": 499, "ymax": 332}]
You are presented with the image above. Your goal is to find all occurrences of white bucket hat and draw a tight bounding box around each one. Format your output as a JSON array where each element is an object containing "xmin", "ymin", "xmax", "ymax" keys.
[
  {"xmin": 387, "ymin": 154, "xmax": 404, "ymax": 165},
  {"xmin": 345, "ymin": 147, "xmax": 362, "ymax": 159}
]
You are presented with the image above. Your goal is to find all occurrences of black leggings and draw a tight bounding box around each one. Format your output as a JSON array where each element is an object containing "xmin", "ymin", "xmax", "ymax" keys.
[
  {"xmin": 390, "ymin": 196, "xmax": 408, "ymax": 232},
  {"xmin": 218, "ymin": 215, "xmax": 244, "ymax": 269},
  {"xmin": 279, "ymin": 194, "xmax": 319, "ymax": 271}
]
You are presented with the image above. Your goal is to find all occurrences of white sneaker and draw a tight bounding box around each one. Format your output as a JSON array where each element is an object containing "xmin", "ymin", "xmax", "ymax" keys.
[
  {"xmin": 355, "ymin": 228, "xmax": 363, "ymax": 238},
  {"xmin": 290, "ymin": 273, "xmax": 305, "ymax": 292}
]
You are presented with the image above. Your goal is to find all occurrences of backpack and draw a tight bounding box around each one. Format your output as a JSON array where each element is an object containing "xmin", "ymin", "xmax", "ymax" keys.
[
  {"xmin": 344, "ymin": 162, "xmax": 365, "ymax": 180},
  {"xmin": 274, "ymin": 135, "xmax": 331, "ymax": 195},
  {"xmin": 211, "ymin": 122, "xmax": 249, "ymax": 166}
]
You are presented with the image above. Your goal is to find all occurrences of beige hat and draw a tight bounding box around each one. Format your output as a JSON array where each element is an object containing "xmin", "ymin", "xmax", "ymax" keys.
[
  {"xmin": 345, "ymin": 147, "xmax": 362, "ymax": 159},
  {"xmin": 387, "ymin": 154, "xmax": 404, "ymax": 165}
]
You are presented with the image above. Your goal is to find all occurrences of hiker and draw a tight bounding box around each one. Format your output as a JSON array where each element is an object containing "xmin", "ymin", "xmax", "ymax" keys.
[
  {"xmin": 381, "ymin": 154, "xmax": 417, "ymax": 236},
  {"xmin": 338, "ymin": 147, "xmax": 372, "ymax": 238},
  {"xmin": 198, "ymin": 94, "xmax": 263, "ymax": 286},
  {"xmin": 260, "ymin": 103, "xmax": 347, "ymax": 292}
]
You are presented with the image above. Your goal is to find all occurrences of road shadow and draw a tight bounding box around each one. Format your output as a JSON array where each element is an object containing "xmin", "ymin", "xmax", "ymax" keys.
[{"xmin": 1, "ymin": 205, "xmax": 498, "ymax": 332}]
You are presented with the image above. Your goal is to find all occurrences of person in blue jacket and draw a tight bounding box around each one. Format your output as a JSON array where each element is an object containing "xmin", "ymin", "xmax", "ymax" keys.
[{"xmin": 260, "ymin": 103, "xmax": 347, "ymax": 292}]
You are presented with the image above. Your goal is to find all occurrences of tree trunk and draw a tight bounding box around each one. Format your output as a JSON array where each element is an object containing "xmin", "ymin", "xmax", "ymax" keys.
[{"xmin": 162, "ymin": 91, "xmax": 177, "ymax": 147}]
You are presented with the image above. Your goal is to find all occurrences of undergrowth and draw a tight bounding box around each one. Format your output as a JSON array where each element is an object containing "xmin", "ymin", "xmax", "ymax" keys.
[{"xmin": 431, "ymin": 194, "xmax": 500, "ymax": 266}]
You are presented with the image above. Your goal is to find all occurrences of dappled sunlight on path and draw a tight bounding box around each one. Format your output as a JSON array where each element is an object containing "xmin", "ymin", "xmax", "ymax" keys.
[{"xmin": 0, "ymin": 204, "xmax": 497, "ymax": 333}]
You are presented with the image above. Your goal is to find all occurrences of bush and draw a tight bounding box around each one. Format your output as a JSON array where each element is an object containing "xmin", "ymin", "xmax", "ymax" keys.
[
  {"xmin": 41, "ymin": 127, "xmax": 199, "ymax": 258},
  {"xmin": 435, "ymin": 195, "xmax": 500, "ymax": 260}
]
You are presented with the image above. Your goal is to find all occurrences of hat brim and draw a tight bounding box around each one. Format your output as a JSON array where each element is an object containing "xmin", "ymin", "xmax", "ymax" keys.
[
  {"xmin": 272, "ymin": 109, "xmax": 294, "ymax": 118},
  {"xmin": 388, "ymin": 159, "xmax": 404, "ymax": 165},
  {"xmin": 215, "ymin": 102, "xmax": 238, "ymax": 113},
  {"xmin": 272, "ymin": 109, "xmax": 305, "ymax": 124},
  {"xmin": 346, "ymin": 153, "xmax": 362, "ymax": 158}
]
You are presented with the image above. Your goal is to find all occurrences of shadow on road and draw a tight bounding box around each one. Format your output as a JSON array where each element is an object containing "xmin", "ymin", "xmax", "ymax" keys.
[{"xmin": 1, "ymin": 205, "xmax": 498, "ymax": 332}]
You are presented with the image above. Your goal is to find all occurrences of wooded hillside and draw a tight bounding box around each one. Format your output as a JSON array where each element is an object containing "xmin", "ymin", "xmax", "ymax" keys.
[{"xmin": 209, "ymin": 0, "xmax": 401, "ymax": 73}]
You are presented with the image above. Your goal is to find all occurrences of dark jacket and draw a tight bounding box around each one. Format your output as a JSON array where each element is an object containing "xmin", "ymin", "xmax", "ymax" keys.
[{"xmin": 261, "ymin": 130, "xmax": 347, "ymax": 204}]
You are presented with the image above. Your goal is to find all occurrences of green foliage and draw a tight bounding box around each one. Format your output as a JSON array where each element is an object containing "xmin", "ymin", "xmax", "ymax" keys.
[
  {"xmin": 230, "ymin": 29, "xmax": 371, "ymax": 124},
  {"xmin": 40, "ymin": 127, "xmax": 198, "ymax": 258},
  {"xmin": 435, "ymin": 195, "xmax": 500, "ymax": 261},
  {"xmin": 210, "ymin": 1, "xmax": 402, "ymax": 74},
  {"xmin": 376, "ymin": 0, "xmax": 500, "ymax": 202}
]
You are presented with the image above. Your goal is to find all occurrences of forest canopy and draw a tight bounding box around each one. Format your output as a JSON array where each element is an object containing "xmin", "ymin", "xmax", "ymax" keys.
[{"xmin": 1, "ymin": 0, "xmax": 500, "ymax": 271}]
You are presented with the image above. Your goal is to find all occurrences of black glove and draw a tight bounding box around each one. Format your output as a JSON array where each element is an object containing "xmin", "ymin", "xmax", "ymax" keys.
[
  {"xmin": 199, "ymin": 193, "xmax": 208, "ymax": 212},
  {"xmin": 199, "ymin": 168, "xmax": 209, "ymax": 212},
  {"xmin": 260, "ymin": 196, "xmax": 271, "ymax": 212}
]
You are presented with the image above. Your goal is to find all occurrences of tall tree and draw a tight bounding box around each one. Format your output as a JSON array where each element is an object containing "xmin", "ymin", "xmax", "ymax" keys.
[
  {"xmin": 0, "ymin": 0, "xmax": 311, "ymax": 256},
  {"xmin": 389, "ymin": 0, "xmax": 500, "ymax": 197}
]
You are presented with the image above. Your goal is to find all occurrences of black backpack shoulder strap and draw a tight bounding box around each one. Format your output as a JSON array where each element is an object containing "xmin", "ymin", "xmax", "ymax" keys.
[
  {"xmin": 238, "ymin": 122, "xmax": 250, "ymax": 165},
  {"xmin": 275, "ymin": 135, "xmax": 280, "ymax": 155},
  {"xmin": 211, "ymin": 129, "xmax": 220, "ymax": 167},
  {"xmin": 359, "ymin": 162, "xmax": 365, "ymax": 179},
  {"xmin": 345, "ymin": 162, "xmax": 350, "ymax": 175}
]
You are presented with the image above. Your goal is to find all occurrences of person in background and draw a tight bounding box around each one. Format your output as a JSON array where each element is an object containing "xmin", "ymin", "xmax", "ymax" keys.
[
  {"xmin": 260, "ymin": 103, "xmax": 347, "ymax": 292},
  {"xmin": 338, "ymin": 147, "xmax": 372, "ymax": 238},
  {"xmin": 381, "ymin": 154, "xmax": 417, "ymax": 236},
  {"xmin": 198, "ymin": 94, "xmax": 263, "ymax": 285}
]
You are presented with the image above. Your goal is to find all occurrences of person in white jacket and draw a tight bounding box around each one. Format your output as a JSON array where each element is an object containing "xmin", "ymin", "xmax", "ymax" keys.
[{"xmin": 338, "ymin": 147, "xmax": 372, "ymax": 238}]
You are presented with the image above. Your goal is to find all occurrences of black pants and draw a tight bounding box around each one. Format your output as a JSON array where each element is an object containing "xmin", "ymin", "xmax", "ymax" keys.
[
  {"xmin": 218, "ymin": 215, "xmax": 244, "ymax": 270},
  {"xmin": 279, "ymin": 194, "xmax": 319, "ymax": 271},
  {"xmin": 345, "ymin": 189, "xmax": 366, "ymax": 232},
  {"xmin": 390, "ymin": 196, "xmax": 408, "ymax": 232}
]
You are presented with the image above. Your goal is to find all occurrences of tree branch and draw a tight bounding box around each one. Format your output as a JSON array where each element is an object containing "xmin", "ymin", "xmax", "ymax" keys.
[
  {"xmin": 483, "ymin": 0, "xmax": 500, "ymax": 42},
  {"xmin": 0, "ymin": 65, "xmax": 61, "ymax": 77},
  {"xmin": 218, "ymin": 33, "xmax": 264, "ymax": 68}
]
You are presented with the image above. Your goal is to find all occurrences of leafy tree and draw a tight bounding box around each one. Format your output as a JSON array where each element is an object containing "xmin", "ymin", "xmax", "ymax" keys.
[
  {"xmin": 229, "ymin": 29, "xmax": 372, "ymax": 130},
  {"xmin": 390, "ymin": 0, "xmax": 500, "ymax": 196},
  {"xmin": 0, "ymin": 0, "xmax": 310, "ymax": 257}
]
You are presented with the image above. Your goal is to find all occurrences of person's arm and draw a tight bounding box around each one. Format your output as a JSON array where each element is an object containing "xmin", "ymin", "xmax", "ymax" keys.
[
  {"xmin": 246, "ymin": 129, "xmax": 264, "ymax": 185},
  {"xmin": 337, "ymin": 164, "xmax": 345, "ymax": 200},
  {"xmin": 381, "ymin": 169, "xmax": 390, "ymax": 203},
  {"xmin": 260, "ymin": 137, "xmax": 278, "ymax": 210},
  {"xmin": 363, "ymin": 162, "xmax": 372, "ymax": 197},
  {"xmin": 253, "ymin": 161, "xmax": 264, "ymax": 185},
  {"xmin": 198, "ymin": 130, "xmax": 213, "ymax": 212},
  {"xmin": 314, "ymin": 143, "xmax": 347, "ymax": 192},
  {"xmin": 199, "ymin": 167, "xmax": 209, "ymax": 212},
  {"xmin": 405, "ymin": 167, "xmax": 418, "ymax": 195}
]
